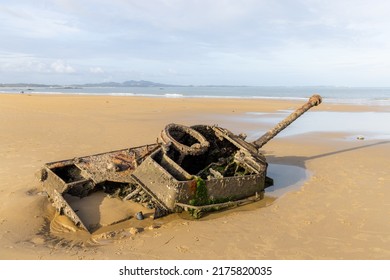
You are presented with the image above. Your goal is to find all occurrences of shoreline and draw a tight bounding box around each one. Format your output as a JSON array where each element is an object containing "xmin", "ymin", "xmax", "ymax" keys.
[
  {"xmin": 0, "ymin": 94, "xmax": 389, "ymax": 259},
  {"xmin": 1, "ymin": 91, "xmax": 390, "ymax": 107},
  {"xmin": 1, "ymin": 92, "xmax": 390, "ymax": 110}
]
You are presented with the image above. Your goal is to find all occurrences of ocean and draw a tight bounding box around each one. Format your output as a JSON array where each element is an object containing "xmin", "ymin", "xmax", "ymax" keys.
[{"xmin": 1, "ymin": 85, "xmax": 390, "ymax": 106}]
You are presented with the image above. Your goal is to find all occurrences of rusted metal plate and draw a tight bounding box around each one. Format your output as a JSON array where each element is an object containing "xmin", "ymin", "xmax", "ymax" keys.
[{"xmin": 38, "ymin": 95, "xmax": 322, "ymax": 231}]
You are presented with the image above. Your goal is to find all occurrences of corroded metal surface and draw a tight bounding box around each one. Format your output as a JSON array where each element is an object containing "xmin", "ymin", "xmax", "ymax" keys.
[
  {"xmin": 39, "ymin": 94, "xmax": 322, "ymax": 232},
  {"xmin": 253, "ymin": 94, "xmax": 322, "ymax": 148}
]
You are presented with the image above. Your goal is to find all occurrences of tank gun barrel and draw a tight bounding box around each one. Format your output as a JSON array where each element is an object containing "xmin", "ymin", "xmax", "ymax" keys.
[{"xmin": 252, "ymin": 94, "xmax": 322, "ymax": 149}]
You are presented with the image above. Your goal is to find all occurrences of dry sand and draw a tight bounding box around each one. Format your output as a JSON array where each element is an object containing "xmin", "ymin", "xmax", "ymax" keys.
[{"xmin": 0, "ymin": 93, "xmax": 389, "ymax": 260}]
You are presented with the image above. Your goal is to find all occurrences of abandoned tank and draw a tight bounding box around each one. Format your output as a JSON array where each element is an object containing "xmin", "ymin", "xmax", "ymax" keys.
[{"xmin": 38, "ymin": 94, "xmax": 322, "ymax": 232}]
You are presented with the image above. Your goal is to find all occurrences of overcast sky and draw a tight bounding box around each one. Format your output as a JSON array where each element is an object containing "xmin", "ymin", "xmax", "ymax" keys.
[{"xmin": 1, "ymin": 0, "xmax": 390, "ymax": 86}]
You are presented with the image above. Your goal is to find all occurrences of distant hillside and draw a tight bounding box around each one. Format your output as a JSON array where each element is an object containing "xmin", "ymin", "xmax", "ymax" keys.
[{"xmin": 77, "ymin": 80, "xmax": 178, "ymax": 87}]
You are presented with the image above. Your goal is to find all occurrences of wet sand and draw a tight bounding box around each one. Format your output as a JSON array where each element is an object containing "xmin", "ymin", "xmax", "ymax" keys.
[{"xmin": 0, "ymin": 93, "xmax": 389, "ymax": 260}]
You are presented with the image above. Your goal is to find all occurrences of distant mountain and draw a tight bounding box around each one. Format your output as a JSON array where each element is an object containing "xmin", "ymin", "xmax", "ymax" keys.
[
  {"xmin": 79, "ymin": 80, "xmax": 177, "ymax": 87},
  {"xmin": 123, "ymin": 80, "xmax": 175, "ymax": 87},
  {"xmin": 81, "ymin": 82, "xmax": 122, "ymax": 87}
]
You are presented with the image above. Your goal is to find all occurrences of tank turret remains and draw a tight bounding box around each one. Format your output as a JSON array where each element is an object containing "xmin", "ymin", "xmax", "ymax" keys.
[{"xmin": 38, "ymin": 95, "xmax": 322, "ymax": 232}]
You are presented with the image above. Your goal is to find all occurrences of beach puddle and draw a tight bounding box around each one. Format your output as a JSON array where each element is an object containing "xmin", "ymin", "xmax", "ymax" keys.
[
  {"xmin": 245, "ymin": 111, "xmax": 390, "ymax": 141},
  {"xmin": 266, "ymin": 163, "xmax": 310, "ymax": 198}
]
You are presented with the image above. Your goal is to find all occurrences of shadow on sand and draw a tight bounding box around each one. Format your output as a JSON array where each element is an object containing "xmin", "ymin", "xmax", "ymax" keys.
[{"xmin": 265, "ymin": 140, "xmax": 390, "ymax": 195}]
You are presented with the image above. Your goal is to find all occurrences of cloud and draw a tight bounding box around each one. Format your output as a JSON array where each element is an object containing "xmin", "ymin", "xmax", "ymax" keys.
[
  {"xmin": 0, "ymin": 52, "xmax": 77, "ymax": 74},
  {"xmin": 50, "ymin": 60, "xmax": 76, "ymax": 73},
  {"xmin": 0, "ymin": 52, "xmax": 47, "ymax": 73},
  {"xmin": 2, "ymin": 0, "xmax": 390, "ymax": 85},
  {"xmin": 89, "ymin": 67, "xmax": 104, "ymax": 74},
  {"xmin": 0, "ymin": 2, "xmax": 80, "ymax": 39}
]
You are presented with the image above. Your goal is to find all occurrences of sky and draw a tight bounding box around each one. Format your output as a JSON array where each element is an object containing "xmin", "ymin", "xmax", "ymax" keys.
[{"xmin": 1, "ymin": 0, "xmax": 390, "ymax": 86}]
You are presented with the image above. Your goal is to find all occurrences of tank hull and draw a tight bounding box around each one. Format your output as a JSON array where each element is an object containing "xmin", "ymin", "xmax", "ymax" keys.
[
  {"xmin": 39, "ymin": 126, "xmax": 269, "ymax": 232},
  {"xmin": 38, "ymin": 95, "xmax": 321, "ymax": 232}
]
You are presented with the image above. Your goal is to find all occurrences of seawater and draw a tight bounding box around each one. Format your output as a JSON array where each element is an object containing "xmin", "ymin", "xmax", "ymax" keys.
[
  {"xmin": 1, "ymin": 86, "xmax": 390, "ymax": 105},
  {"xmin": 2, "ymin": 85, "xmax": 389, "ymax": 139},
  {"xmin": 244, "ymin": 111, "xmax": 390, "ymax": 140}
]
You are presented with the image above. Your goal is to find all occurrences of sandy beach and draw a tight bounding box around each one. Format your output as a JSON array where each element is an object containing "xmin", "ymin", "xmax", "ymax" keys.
[{"xmin": 0, "ymin": 93, "xmax": 389, "ymax": 260}]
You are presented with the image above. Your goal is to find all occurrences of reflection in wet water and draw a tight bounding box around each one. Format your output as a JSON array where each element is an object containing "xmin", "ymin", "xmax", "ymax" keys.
[
  {"xmin": 206, "ymin": 111, "xmax": 390, "ymax": 141},
  {"xmin": 266, "ymin": 163, "xmax": 310, "ymax": 198},
  {"xmin": 246, "ymin": 111, "xmax": 390, "ymax": 140}
]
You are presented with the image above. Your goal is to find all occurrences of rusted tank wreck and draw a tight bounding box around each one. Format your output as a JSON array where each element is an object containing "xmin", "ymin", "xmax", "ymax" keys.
[{"xmin": 38, "ymin": 94, "xmax": 322, "ymax": 232}]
